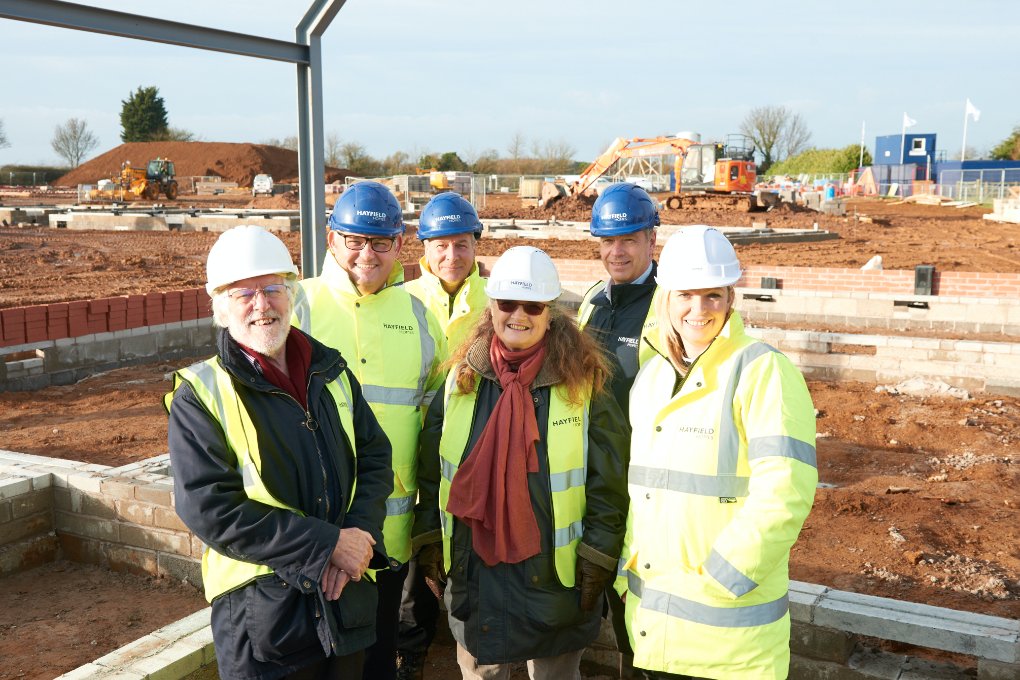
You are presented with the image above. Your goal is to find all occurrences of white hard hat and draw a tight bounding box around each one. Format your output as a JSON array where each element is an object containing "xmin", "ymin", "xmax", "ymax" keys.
[
  {"xmin": 205, "ymin": 225, "xmax": 299, "ymax": 295},
  {"xmin": 655, "ymin": 226, "xmax": 742, "ymax": 291},
  {"xmin": 485, "ymin": 246, "xmax": 562, "ymax": 302}
]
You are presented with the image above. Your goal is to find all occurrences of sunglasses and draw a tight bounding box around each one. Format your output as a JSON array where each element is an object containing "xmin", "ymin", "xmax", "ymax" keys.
[{"xmin": 494, "ymin": 300, "xmax": 547, "ymax": 316}]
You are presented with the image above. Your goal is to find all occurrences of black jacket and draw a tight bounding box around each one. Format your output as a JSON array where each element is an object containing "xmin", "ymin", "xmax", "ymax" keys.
[
  {"xmin": 581, "ymin": 261, "xmax": 658, "ymax": 415},
  {"xmin": 413, "ymin": 336, "xmax": 629, "ymax": 665},
  {"xmin": 168, "ymin": 328, "xmax": 393, "ymax": 679}
]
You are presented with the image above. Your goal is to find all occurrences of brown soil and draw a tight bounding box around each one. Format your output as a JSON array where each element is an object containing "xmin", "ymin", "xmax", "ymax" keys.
[
  {"xmin": 0, "ymin": 561, "xmax": 206, "ymax": 680},
  {"xmin": 2, "ymin": 196, "xmax": 1018, "ymax": 309},
  {"xmin": 55, "ymin": 141, "xmax": 351, "ymax": 188}
]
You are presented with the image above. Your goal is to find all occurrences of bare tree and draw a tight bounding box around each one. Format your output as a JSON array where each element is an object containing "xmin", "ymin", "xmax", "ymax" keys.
[
  {"xmin": 262, "ymin": 136, "xmax": 299, "ymax": 151},
  {"xmin": 506, "ymin": 131, "xmax": 527, "ymax": 173},
  {"xmin": 540, "ymin": 139, "xmax": 577, "ymax": 174},
  {"xmin": 324, "ymin": 132, "xmax": 343, "ymax": 167},
  {"xmin": 51, "ymin": 117, "xmax": 99, "ymax": 167},
  {"xmin": 0, "ymin": 119, "xmax": 9, "ymax": 149},
  {"xmin": 739, "ymin": 105, "xmax": 813, "ymax": 172},
  {"xmin": 151, "ymin": 126, "xmax": 198, "ymax": 142},
  {"xmin": 381, "ymin": 150, "xmax": 412, "ymax": 176}
]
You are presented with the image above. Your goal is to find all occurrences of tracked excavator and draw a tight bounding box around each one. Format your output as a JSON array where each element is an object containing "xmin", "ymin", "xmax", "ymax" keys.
[{"xmin": 542, "ymin": 134, "xmax": 773, "ymax": 212}]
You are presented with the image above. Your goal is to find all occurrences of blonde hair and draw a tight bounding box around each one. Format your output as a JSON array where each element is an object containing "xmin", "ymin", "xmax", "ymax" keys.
[
  {"xmin": 655, "ymin": 286, "xmax": 736, "ymax": 375},
  {"xmin": 448, "ymin": 304, "xmax": 611, "ymax": 406}
]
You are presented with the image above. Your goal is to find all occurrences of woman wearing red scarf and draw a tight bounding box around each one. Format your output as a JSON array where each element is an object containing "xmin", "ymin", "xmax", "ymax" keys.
[{"xmin": 412, "ymin": 246, "xmax": 629, "ymax": 679}]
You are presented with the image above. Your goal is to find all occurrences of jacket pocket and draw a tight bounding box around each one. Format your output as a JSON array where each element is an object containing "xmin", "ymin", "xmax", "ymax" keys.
[
  {"xmin": 245, "ymin": 574, "xmax": 318, "ymax": 663},
  {"xmin": 445, "ymin": 547, "xmax": 472, "ymax": 622},
  {"xmin": 523, "ymin": 555, "xmax": 586, "ymax": 632},
  {"xmin": 338, "ymin": 576, "xmax": 378, "ymax": 629}
]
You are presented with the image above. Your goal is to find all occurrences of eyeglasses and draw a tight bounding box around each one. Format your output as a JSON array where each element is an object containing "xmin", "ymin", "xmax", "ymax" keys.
[
  {"xmin": 342, "ymin": 234, "xmax": 396, "ymax": 253},
  {"xmin": 227, "ymin": 284, "xmax": 289, "ymax": 304},
  {"xmin": 494, "ymin": 300, "xmax": 548, "ymax": 316}
]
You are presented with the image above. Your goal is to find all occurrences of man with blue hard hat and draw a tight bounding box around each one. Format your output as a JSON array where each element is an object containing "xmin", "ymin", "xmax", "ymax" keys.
[
  {"xmin": 579, "ymin": 182, "xmax": 662, "ymax": 415},
  {"xmin": 405, "ymin": 191, "xmax": 488, "ymax": 352},
  {"xmin": 578, "ymin": 182, "xmax": 661, "ymax": 661},
  {"xmin": 397, "ymin": 191, "xmax": 488, "ymax": 679},
  {"xmin": 293, "ymin": 180, "xmax": 447, "ymax": 680}
]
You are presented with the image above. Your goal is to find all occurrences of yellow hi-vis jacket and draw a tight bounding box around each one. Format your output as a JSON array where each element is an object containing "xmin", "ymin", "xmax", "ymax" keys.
[
  {"xmin": 165, "ymin": 357, "xmax": 356, "ymax": 602},
  {"xmin": 620, "ymin": 312, "xmax": 817, "ymax": 680},
  {"xmin": 404, "ymin": 258, "xmax": 487, "ymax": 353},
  {"xmin": 294, "ymin": 256, "xmax": 447, "ymax": 566},
  {"xmin": 577, "ymin": 279, "xmax": 662, "ymax": 368},
  {"xmin": 436, "ymin": 370, "xmax": 588, "ymax": 586}
]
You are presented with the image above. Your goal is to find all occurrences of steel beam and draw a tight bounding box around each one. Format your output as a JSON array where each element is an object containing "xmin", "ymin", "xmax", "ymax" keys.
[{"xmin": 0, "ymin": 0, "xmax": 308, "ymax": 63}]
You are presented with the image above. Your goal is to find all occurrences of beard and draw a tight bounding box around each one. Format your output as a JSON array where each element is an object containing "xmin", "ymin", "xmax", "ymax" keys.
[{"xmin": 229, "ymin": 309, "xmax": 290, "ymax": 358}]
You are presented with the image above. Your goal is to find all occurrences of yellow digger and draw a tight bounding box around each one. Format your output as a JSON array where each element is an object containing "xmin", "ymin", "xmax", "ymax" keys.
[{"xmin": 119, "ymin": 157, "xmax": 179, "ymax": 200}]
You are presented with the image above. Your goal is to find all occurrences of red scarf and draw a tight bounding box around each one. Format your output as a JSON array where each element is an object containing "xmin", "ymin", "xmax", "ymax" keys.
[
  {"xmin": 239, "ymin": 330, "xmax": 313, "ymax": 409},
  {"xmin": 446, "ymin": 335, "xmax": 547, "ymax": 566}
]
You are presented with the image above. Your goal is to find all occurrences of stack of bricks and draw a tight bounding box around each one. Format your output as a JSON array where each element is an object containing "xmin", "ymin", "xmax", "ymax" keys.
[{"xmin": 0, "ymin": 288, "xmax": 211, "ymax": 349}]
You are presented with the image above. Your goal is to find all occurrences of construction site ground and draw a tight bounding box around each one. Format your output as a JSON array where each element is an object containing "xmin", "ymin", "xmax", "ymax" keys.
[{"xmin": 1, "ymin": 193, "xmax": 1019, "ymax": 678}]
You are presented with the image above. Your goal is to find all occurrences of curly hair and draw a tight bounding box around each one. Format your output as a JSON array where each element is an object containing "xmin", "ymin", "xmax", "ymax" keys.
[{"xmin": 448, "ymin": 304, "xmax": 611, "ymax": 406}]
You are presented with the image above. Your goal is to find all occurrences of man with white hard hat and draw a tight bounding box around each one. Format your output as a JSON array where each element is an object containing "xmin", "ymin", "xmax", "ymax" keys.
[
  {"xmin": 293, "ymin": 182, "xmax": 447, "ymax": 680},
  {"xmin": 166, "ymin": 225, "xmax": 394, "ymax": 679}
]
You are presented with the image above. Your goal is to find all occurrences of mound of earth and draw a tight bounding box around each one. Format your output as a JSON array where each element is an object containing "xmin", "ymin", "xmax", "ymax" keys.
[{"xmin": 55, "ymin": 141, "xmax": 350, "ymax": 189}]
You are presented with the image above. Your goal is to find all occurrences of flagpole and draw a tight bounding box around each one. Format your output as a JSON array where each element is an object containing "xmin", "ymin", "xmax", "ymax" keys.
[
  {"xmin": 900, "ymin": 117, "xmax": 907, "ymax": 165},
  {"xmin": 859, "ymin": 120, "xmax": 866, "ymax": 168},
  {"xmin": 961, "ymin": 101, "xmax": 969, "ymax": 162}
]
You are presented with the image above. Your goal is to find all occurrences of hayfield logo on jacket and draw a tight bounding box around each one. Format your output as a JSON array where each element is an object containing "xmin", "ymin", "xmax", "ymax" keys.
[
  {"xmin": 551, "ymin": 415, "xmax": 582, "ymax": 427},
  {"xmin": 384, "ymin": 322, "xmax": 415, "ymax": 335}
]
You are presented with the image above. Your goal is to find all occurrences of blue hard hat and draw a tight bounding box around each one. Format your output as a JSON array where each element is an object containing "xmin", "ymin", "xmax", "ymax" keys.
[
  {"xmin": 416, "ymin": 192, "xmax": 482, "ymax": 241},
  {"xmin": 328, "ymin": 181, "xmax": 405, "ymax": 236},
  {"xmin": 590, "ymin": 182, "xmax": 660, "ymax": 237}
]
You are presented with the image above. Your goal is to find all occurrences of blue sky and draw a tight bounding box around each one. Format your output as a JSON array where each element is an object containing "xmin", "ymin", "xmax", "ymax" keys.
[{"xmin": 0, "ymin": 0, "xmax": 1016, "ymax": 167}]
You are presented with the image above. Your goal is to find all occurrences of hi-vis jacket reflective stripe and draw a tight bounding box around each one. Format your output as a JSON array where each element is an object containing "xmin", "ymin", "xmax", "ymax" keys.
[
  {"xmin": 619, "ymin": 312, "xmax": 817, "ymax": 680},
  {"xmin": 164, "ymin": 357, "xmax": 356, "ymax": 602},
  {"xmin": 405, "ymin": 259, "xmax": 487, "ymax": 352},
  {"xmin": 577, "ymin": 280, "xmax": 661, "ymax": 368},
  {"xmin": 294, "ymin": 256, "xmax": 447, "ymax": 565},
  {"xmin": 437, "ymin": 370, "xmax": 589, "ymax": 587}
]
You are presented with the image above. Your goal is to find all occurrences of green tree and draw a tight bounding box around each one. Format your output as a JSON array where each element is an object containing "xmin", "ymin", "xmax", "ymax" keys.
[
  {"xmin": 765, "ymin": 144, "xmax": 873, "ymax": 177},
  {"xmin": 51, "ymin": 117, "xmax": 100, "ymax": 167},
  {"xmin": 0, "ymin": 119, "xmax": 9, "ymax": 149},
  {"xmin": 990, "ymin": 126, "xmax": 1020, "ymax": 161},
  {"xmin": 120, "ymin": 86, "xmax": 169, "ymax": 142},
  {"xmin": 833, "ymin": 144, "xmax": 872, "ymax": 173},
  {"xmin": 436, "ymin": 151, "xmax": 467, "ymax": 171}
]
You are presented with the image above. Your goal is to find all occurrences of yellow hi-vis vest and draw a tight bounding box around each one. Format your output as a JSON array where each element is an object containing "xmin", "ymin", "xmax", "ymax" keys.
[
  {"xmin": 620, "ymin": 312, "xmax": 817, "ymax": 679},
  {"xmin": 404, "ymin": 259, "xmax": 487, "ymax": 352},
  {"xmin": 577, "ymin": 280, "xmax": 661, "ymax": 368},
  {"xmin": 437, "ymin": 370, "xmax": 589, "ymax": 587},
  {"xmin": 164, "ymin": 357, "xmax": 356, "ymax": 603},
  {"xmin": 294, "ymin": 256, "xmax": 446, "ymax": 566}
]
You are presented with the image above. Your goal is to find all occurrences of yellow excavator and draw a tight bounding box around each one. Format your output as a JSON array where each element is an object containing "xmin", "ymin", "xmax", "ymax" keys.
[{"xmin": 119, "ymin": 158, "xmax": 179, "ymax": 200}]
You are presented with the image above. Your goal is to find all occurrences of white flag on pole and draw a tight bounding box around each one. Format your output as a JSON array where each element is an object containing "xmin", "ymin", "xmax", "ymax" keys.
[
  {"xmin": 966, "ymin": 99, "xmax": 981, "ymax": 122},
  {"xmin": 903, "ymin": 112, "xmax": 917, "ymax": 128}
]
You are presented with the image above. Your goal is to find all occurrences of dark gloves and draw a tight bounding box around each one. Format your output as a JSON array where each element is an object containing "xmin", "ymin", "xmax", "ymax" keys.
[
  {"xmin": 416, "ymin": 542, "xmax": 447, "ymax": 599},
  {"xmin": 575, "ymin": 555, "xmax": 615, "ymax": 612}
]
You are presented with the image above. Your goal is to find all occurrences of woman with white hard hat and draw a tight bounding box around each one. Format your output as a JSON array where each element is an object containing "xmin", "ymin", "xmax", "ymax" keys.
[
  {"xmin": 619, "ymin": 226, "xmax": 818, "ymax": 680},
  {"xmin": 412, "ymin": 246, "xmax": 630, "ymax": 679}
]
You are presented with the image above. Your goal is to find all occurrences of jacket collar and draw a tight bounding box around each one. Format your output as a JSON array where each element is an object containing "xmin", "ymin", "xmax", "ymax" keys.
[
  {"xmin": 416, "ymin": 258, "xmax": 483, "ymax": 297},
  {"xmin": 596, "ymin": 260, "xmax": 658, "ymax": 307},
  {"xmin": 320, "ymin": 250, "xmax": 405, "ymax": 296},
  {"xmin": 464, "ymin": 331, "xmax": 562, "ymax": 390},
  {"xmin": 217, "ymin": 325, "xmax": 344, "ymax": 388}
]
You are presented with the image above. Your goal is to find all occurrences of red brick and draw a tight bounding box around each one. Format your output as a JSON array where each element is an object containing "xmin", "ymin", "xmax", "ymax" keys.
[
  {"xmin": 4, "ymin": 309, "xmax": 27, "ymax": 343},
  {"xmin": 87, "ymin": 313, "xmax": 106, "ymax": 333},
  {"xmin": 25, "ymin": 325, "xmax": 46, "ymax": 343},
  {"xmin": 48, "ymin": 318, "xmax": 69, "ymax": 340},
  {"xmin": 144, "ymin": 294, "xmax": 164, "ymax": 326},
  {"xmin": 24, "ymin": 305, "xmax": 47, "ymax": 323},
  {"xmin": 108, "ymin": 297, "xmax": 128, "ymax": 311},
  {"xmin": 88, "ymin": 299, "xmax": 109, "ymax": 314},
  {"xmin": 48, "ymin": 302, "xmax": 69, "ymax": 318}
]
